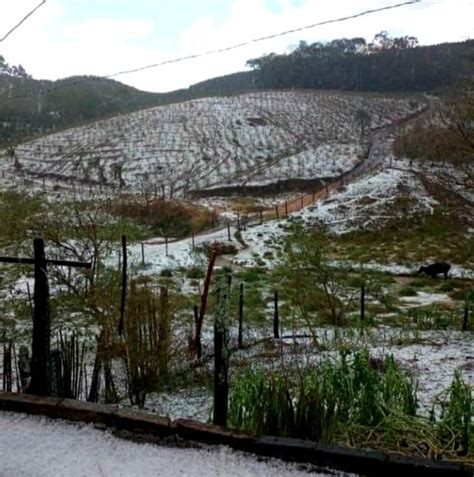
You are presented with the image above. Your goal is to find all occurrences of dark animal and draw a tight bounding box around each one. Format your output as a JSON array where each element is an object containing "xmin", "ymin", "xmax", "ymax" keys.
[{"xmin": 417, "ymin": 262, "xmax": 451, "ymax": 280}]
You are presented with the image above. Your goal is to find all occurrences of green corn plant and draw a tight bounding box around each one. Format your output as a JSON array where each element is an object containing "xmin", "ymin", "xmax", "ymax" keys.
[{"xmin": 435, "ymin": 371, "xmax": 473, "ymax": 456}]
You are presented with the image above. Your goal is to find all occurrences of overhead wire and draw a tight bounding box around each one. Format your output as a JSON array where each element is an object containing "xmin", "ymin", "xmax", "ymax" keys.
[
  {"xmin": 0, "ymin": 0, "xmax": 46, "ymax": 43},
  {"xmin": 2, "ymin": 0, "xmax": 422, "ymax": 102},
  {"xmin": 106, "ymin": 0, "xmax": 423, "ymax": 79}
]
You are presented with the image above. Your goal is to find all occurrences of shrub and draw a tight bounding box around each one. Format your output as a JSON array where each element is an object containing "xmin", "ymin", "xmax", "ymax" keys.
[
  {"xmin": 197, "ymin": 241, "xmax": 238, "ymax": 256},
  {"xmin": 109, "ymin": 199, "xmax": 213, "ymax": 238},
  {"xmin": 186, "ymin": 267, "xmax": 205, "ymax": 279},
  {"xmin": 399, "ymin": 287, "xmax": 417, "ymax": 297},
  {"xmin": 238, "ymin": 269, "xmax": 265, "ymax": 283},
  {"xmin": 438, "ymin": 282, "xmax": 454, "ymax": 292}
]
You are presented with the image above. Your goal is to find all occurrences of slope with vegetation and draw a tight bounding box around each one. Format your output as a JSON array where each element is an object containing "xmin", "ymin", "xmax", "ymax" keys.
[
  {"xmin": 0, "ymin": 91, "xmax": 424, "ymax": 196},
  {"xmin": 1, "ymin": 32, "xmax": 472, "ymax": 147}
]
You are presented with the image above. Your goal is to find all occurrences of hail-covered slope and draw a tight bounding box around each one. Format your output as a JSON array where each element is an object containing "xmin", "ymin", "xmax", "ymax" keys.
[{"xmin": 5, "ymin": 91, "xmax": 422, "ymax": 196}]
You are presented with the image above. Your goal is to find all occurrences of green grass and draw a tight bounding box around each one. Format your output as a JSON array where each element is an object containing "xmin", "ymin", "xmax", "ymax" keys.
[
  {"xmin": 236, "ymin": 268, "xmax": 268, "ymax": 284},
  {"xmin": 432, "ymin": 371, "xmax": 473, "ymax": 456},
  {"xmin": 324, "ymin": 211, "xmax": 473, "ymax": 266},
  {"xmin": 230, "ymin": 352, "xmax": 473, "ymax": 461},
  {"xmin": 407, "ymin": 305, "xmax": 461, "ymax": 330},
  {"xmin": 399, "ymin": 287, "xmax": 418, "ymax": 297},
  {"xmin": 438, "ymin": 282, "xmax": 455, "ymax": 292},
  {"xmin": 229, "ymin": 349, "xmax": 417, "ymax": 443}
]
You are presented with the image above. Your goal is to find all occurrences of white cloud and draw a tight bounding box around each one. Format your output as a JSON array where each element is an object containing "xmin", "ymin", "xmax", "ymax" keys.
[
  {"xmin": 0, "ymin": 0, "xmax": 473, "ymax": 92},
  {"xmin": 142, "ymin": 0, "xmax": 474, "ymax": 92}
]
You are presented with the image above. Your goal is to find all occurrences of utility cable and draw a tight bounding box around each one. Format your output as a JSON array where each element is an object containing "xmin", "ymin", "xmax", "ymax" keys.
[
  {"xmin": 2, "ymin": 0, "xmax": 422, "ymax": 102},
  {"xmin": 0, "ymin": 1, "xmax": 46, "ymax": 42}
]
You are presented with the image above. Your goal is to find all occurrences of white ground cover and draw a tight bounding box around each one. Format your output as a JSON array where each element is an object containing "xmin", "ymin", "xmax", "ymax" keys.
[
  {"xmin": 0, "ymin": 412, "xmax": 351, "ymax": 477},
  {"xmin": 233, "ymin": 328, "xmax": 474, "ymax": 414},
  {"xmin": 136, "ymin": 327, "xmax": 473, "ymax": 421},
  {"xmin": 295, "ymin": 161, "xmax": 436, "ymax": 234},
  {"xmin": 231, "ymin": 160, "xmax": 473, "ymax": 275},
  {"xmin": 230, "ymin": 160, "xmax": 437, "ymax": 268},
  {"xmin": 0, "ymin": 91, "xmax": 421, "ymax": 196},
  {"xmin": 126, "ymin": 225, "xmax": 240, "ymax": 274},
  {"xmin": 379, "ymin": 330, "xmax": 474, "ymax": 412},
  {"xmin": 399, "ymin": 292, "xmax": 454, "ymax": 306}
]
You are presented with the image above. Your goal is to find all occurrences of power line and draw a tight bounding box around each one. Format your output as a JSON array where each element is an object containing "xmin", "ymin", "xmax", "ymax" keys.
[
  {"xmin": 107, "ymin": 0, "xmax": 423, "ymax": 79},
  {"xmin": 0, "ymin": 1, "xmax": 46, "ymax": 42},
  {"xmin": 3, "ymin": 0, "xmax": 422, "ymax": 102}
]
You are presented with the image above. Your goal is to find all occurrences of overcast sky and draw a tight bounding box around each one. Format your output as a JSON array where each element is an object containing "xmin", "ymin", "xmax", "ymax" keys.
[{"xmin": 0, "ymin": 0, "xmax": 473, "ymax": 93}]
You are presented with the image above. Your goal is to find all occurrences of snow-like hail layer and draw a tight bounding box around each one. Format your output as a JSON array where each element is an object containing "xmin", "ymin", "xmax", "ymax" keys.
[
  {"xmin": 233, "ymin": 161, "xmax": 440, "ymax": 268},
  {"xmin": 295, "ymin": 160, "xmax": 438, "ymax": 234},
  {"xmin": 0, "ymin": 91, "xmax": 423, "ymax": 195},
  {"xmin": 97, "ymin": 161, "xmax": 470, "ymax": 278},
  {"xmin": 0, "ymin": 412, "xmax": 354, "ymax": 477}
]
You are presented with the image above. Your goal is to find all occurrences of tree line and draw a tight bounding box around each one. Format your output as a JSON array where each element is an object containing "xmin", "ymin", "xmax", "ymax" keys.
[{"xmin": 246, "ymin": 32, "xmax": 473, "ymax": 92}]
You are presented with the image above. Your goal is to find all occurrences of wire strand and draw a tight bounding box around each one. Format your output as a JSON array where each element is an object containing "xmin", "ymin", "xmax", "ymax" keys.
[
  {"xmin": 106, "ymin": 0, "xmax": 422, "ymax": 79},
  {"xmin": 0, "ymin": 1, "xmax": 46, "ymax": 43}
]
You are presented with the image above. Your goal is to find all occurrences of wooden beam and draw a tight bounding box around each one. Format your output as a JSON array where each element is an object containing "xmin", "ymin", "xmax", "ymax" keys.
[{"xmin": 0, "ymin": 257, "xmax": 91, "ymax": 268}]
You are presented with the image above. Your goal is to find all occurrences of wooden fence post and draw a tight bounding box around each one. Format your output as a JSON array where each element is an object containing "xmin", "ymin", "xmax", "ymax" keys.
[
  {"xmin": 260, "ymin": 209, "xmax": 263, "ymax": 225},
  {"xmin": 26, "ymin": 282, "xmax": 34, "ymax": 320},
  {"xmin": 0, "ymin": 242, "xmax": 91, "ymax": 397},
  {"xmin": 192, "ymin": 230, "xmax": 195, "ymax": 250},
  {"xmin": 213, "ymin": 287, "xmax": 229, "ymax": 427},
  {"xmin": 463, "ymin": 303, "xmax": 469, "ymax": 331},
  {"xmin": 274, "ymin": 290, "xmax": 280, "ymax": 339},
  {"xmin": 275, "ymin": 205, "xmax": 279, "ymax": 219},
  {"xmin": 238, "ymin": 283, "xmax": 244, "ymax": 348},
  {"xmin": 285, "ymin": 201, "xmax": 288, "ymax": 216},
  {"xmin": 28, "ymin": 238, "xmax": 51, "ymax": 396},
  {"xmin": 193, "ymin": 249, "xmax": 218, "ymax": 360},
  {"xmin": 165, "ymin": 236, "xmax": 169, "ymax": 257},
  {"xmin": 118, "ymin": 235, "xmax": 128, "ymax": 336},
  {"xmin": 360, "ymin": 283, "xmax": 365, "ymax": 323},
  {"xmin": 227, "ymin": 222, "xmax": 232, "ymax": 241},
  {"xmin": 3, "ymin": 344, "xmax": 12, "ymax": 392},
  {"xmin": 141, "ymin": 243, "xmax": 145, "ymax": 266}
]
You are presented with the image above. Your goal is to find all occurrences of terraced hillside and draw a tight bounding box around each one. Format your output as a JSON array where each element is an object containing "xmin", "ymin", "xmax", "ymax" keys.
[{"xmin": 1, "ymin": 91, "xmax": 424, "ymax": 197}]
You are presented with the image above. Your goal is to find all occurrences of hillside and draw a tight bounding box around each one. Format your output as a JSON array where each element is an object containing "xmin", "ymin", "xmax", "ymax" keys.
[
  {"xmin": 0, "ymin": 73, "xmax": 169, "ymax": 145},
  {"xmin": 1, "ymin": 37, "xmax": 472, "ymax": 147},
  {"xmin": 0, "ymin": 91, "xmax": 425, "ymax": 196}
]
